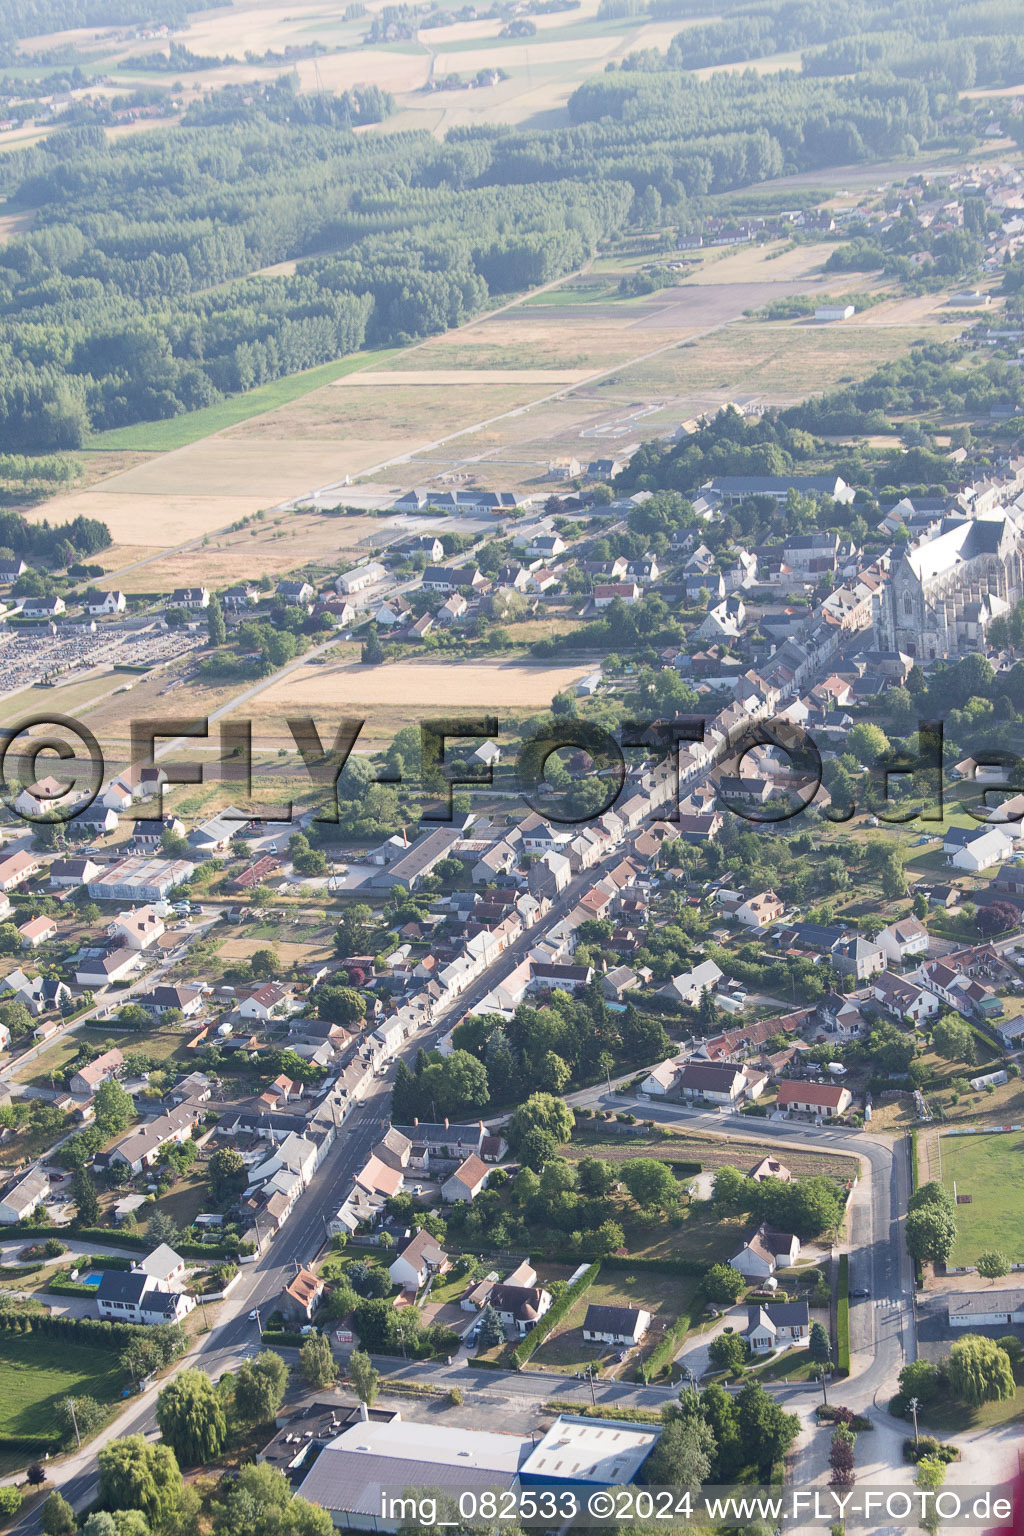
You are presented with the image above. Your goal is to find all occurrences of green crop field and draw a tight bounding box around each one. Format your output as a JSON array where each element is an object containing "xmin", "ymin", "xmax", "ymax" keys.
[
  {"xmin": 940, "ymin": 1130, "xmax": 1024, "ymax": 1264},
  {"xmin": 0, "ymin": 1330, "xmax": 129, "ymax": 1436},
  {"xmin": 84, "ymin": 347, "xmax": 403, "ymax": 452}
]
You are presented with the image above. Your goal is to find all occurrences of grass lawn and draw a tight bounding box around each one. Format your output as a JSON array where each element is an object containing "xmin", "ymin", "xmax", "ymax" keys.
[
  {"xmin": 83, "ymin": 347, "xmax": 403, "ymax": 452},
  {"xmin": 918, "ymin": 1362, "xmax": 1024, "ymax": 1435},
  {"xmin": 529, "ymin": 1271, "xmax": 694, "ymax": 1378},
  {"xmin": 0, "ymin": 1330, "xmax": 129, "ymax": 1436},
  {"xmin": 939, "ymin": 1130, "xmax": 1024, "ymax": 1264},
  {"xmin": 565, "ymin": 1132, "xmax": 857, "ymax": 1183},
  {"xmin": 746, "ymin": 1345, "xmax": 822, "ymax": 1383}
]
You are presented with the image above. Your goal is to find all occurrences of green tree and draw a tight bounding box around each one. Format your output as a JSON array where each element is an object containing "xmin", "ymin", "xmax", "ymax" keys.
[
  {"xmin": 73, "ymin": 1169, "xmax": 100, "ymax": 1226},
  {"xmin": 736, "ymin": 1381, "xmax": 800, "ymax": 1478},
  {"xmin": 947, "ymin": 1335, "xmax": 1016, "ymax": 1406},
  {"xmin": 641, "ymin": 1417, "xmax": 714, "ymax": 1491},
  {"xmin": 709, "ymin": 1331, "xmax": 746, "ymax": 1372},
  {"xmin": 213, "ymin": 1462, "xmax": 332, "ymax": 1536},
  {"xmin": 361, "ymin": 624, "xmax": 385, "ymax": 665},
  {"xmin": 299, "ymin": 1333, "xmax": 337, "ymax": 1389},
  {"xmin": 97, "ymin": 1436, "xmax": 184, "ymax": 1526},
  {"xmin": 809, "ymin": 1321, "xmax": 831, "ymax": 1363},
  {"xmin": 916, "ymin": 1456, "xmax": 947, "ymax": 1493},
  {"xmin": 931, "ymin": 1015, "xmax": 977, "ymax": 1066},
  {"xmin": 146, "ymin": 1211, "xmax": 180, "ymax": 1247},
  {"xmin": 156, "ymin": 1370, "xmax": 227, "ymax": 1467},
  {"xmin": 0, "ymin": 1487, "xmax": 22, "ymax": 1517},
  {"xmin": 41, "ymin": 1492, "xmax": 76, "ymax": 1536},
  {"xmin": 619, "ymin": 1158, "xmax": 678, "ymax": 1211},
  {"xmin": 82, "ymin": 1515, "xmax": 119, "ymax": 1536},
  {"xmin": 576, "ymin": 1157, "xmax": 614, "ymax": 1197},
  {"xmin": 94, "ymin": 1078, "xmax": 134, "ymax": 1136},
  {"xmin": 976, "ymin": 1251, "xmax": 1010, "ymax": 1284},
  {"xmin": 233, "ymin": 1351, "xmax": 288, "ymax": 1426},
  {"xmin": 898, "ymin": 1358, "xmax": 940, "ymax": 1405},
  {"xmin": 207, "ymin": 594, "xmax": 226, "ymax": 646},
  {"xmin": 209, "ymin": 1147, "xmax": 246, "ymax": 1201},
  {"xmin": 347, "ymin": 1349, "xmax": 380, "ymax": 1407},
  {"xmin": 704, "ymin": 1263, "xmax": 745, "ymax": 1305},
  {"xmin": 507, "ymin": 1093, "xmax": 573, "ymax": 1153}
]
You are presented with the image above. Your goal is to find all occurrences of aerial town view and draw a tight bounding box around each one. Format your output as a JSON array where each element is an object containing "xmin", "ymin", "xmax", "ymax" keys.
[{"xmin": 0, "ymin": 0, "xmax": 1023, "ymax": 1531}]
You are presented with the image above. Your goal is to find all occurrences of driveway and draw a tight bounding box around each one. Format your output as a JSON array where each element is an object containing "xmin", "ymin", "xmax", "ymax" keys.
[{"xmin": 674, "ymin": 1305, "xmax": 746, "ymax": 1380}]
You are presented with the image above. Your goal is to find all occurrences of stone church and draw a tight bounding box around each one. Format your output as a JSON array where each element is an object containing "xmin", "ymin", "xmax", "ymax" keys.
[{"xmin": 876, "ymin": 512, "xmax": 1023, "ymax": 660}]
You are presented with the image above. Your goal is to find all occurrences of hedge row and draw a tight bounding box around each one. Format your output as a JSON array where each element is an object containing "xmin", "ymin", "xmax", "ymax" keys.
[
  {"xmin": 10, "ymin": 1225, "xmax": 244, "ymax": 1260},
  {"xmin": 47, "ymin": 1281, "xmax": 97, "ymax": 1298},
  {"xmin": 545, "ymin": 1400, "xmax": 662, "ymax": 1425},
  {"xmin": 0, "ymin": 1312, "xmax": 139, "ymax": 1347},
  {"xmin": 600, "ymin": 1253, "xmax": 706, "ymax": 1278},
  {"xmin": 0, "ymin": 1434, "xmax": 62, "ymax": 1454},
  {"xmin": 836, "ymin": 1254, "xmax": 850, "ymax": 1376},
  {"xmin": 643, "ymin": 1291, "xmax": 707, "ymax": 1381},
  {"xmin": 509, "ymin": 1262, "xmax": 601, "ymax": 1369},
  {"xmin": 0, "ymin": 1263, "xmax": 44, "ymax": 1279},
  {"xmin": 261, "ymin": 1329, "xmax": 306, "ymax": 1348}
]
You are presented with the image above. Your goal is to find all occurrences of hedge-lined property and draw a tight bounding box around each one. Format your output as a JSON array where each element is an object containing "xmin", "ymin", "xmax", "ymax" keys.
[
  {"xmin": 836, "ymin": 1254, "xmax": 850, "ymax": 1376},
  {"xmin": 508, "ymin": 1262, "xmax": 601, "ymax": 1369}
]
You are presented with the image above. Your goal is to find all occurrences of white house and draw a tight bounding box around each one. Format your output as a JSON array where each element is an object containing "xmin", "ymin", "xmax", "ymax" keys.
[
  {"xmin": 108, "ymin": 905, "xmax": 165, "ymax": 951},
  {"xmin": 659, "ymin": 959, "xmax": 723, "ymax": 1008},
  {"xmin": 736, "ymin": 890, "xmax": 784, "ymax": 929},
  {"xmin": 743, "ymin": 1300, "xmax": 810, "ymax": 1354},
  {"xmin": 582, "ymin": 1304, "xmax": 650, "ymax": 1346},
  {"xmin": 389, "ymin": 1229, "xmax": 449, "ymax": 1291},
  {"xmin": 85, "ymin": 589, "xmax": 126, "ymax": 616},
  {"xmin": 775, "ymin": 1080, "xmax": 852, "ymax": 1117},
  {"xmin": 944, "ymin": 825, "xmax": 1014, "ymax": 873},
  {"xmin": 729, "ymin": 1224, "xmax": 801, "ymax": 1279},
  {"xmin": 876, "ymin": 917, "xmax": 930, "ymax": 966},
  {"xmin": 947, "ymin": 1288, "xmax": 1024, "ymax": 1328},
  {"xmin": 441, "ymin": 1154, "xmax": 490, "ymax": 1204},
  {"xmin": 0, "ymin": 1168, "xmax": 50, "ymax": 1224},
  {"xmin": 337, "ymin": 562, "xmax": 387, "ymax": 595}
]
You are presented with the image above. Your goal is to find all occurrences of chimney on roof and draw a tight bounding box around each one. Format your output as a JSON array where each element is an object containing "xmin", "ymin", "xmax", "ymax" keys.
[
  {"xmin": 359, "ymin": 1399, "xmax": 369, "ymax": 1421},
  {"xmin": 413, "ymin": 1117, "xmax": 419, "ymax": 1126},
  {"xmin": 444, "ymin": 1117, "xmax": 449, "ymax": 1130}
]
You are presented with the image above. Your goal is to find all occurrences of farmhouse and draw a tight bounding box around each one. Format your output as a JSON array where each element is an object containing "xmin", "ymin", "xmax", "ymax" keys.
[
  {"xmin": 441, "ymin": 1154, "xmax": 490, "ymax": 1204},
  {"xmin": 69, "ymin": 1047, "xmax": 124, "ymax": 1096}
]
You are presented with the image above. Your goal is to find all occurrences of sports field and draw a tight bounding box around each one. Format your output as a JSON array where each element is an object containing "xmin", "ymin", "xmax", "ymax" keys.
[{"xmin": 940, "ymin": 1130, "xmax": 1024, "ymax": 1264}]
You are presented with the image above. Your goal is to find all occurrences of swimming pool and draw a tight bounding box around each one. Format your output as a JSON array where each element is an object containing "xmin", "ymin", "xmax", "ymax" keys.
[{"xmin": 80, "ymin": 1273, "xmax": 102, "ymax": 1288}]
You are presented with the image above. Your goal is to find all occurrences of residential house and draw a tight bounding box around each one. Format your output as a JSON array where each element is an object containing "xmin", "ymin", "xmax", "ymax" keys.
[
  {"xmin": 75, "ymin": 948, "xmax": 140, "ymax": 987},
  {"xmin": 48, "ymin": 857, "xmax": 100, "ymax": 890},
  {"xmin": 582, "ymin": 1305, "xmax": 651, "ymax": 1347},
  {"xmin": 95, "ymin": 1269, "xmax": 193, "ymax": 1326},
  {"xmin": 0, "ymin": 1168, "xmax": 51, "ymax": 1224},
  {"xmin": 84, "ymin": 589, "xmax": 127, "ymax": 616},
  {"xmin": 106, "ymin": 1104, "xmax": 199, "ymax": 1175},
  {"xmin": 69, "ymin": 1047, "xmax": 124, "ymax": 1096},
  {"xmin": 876, "ymin": 918, "xmax": 930, "ymax": 967},
  {"xmin": 749, "ymin": 1157, "xmax": 792, "ymax": 1183},
  {"xmin": 441, "ymin": 1154, "xmax": 490, "ymax": 1204},
  {"xmin": 169, "ymin": 587, "xmax": 209, "ymax": 610},
  {"xmin": 659, "ymin": 959, "xmax": 724, "ymax": 1008},
  {"xmin": 831, "ymin": 934, "xmax": 886, "ymax": 982},
  {"xmin": 775, "ymin": 1080, "xmax": 852, "ymax": 1118},
  {"xmin": 108, "ymin": 905, "xmax": 165, "ymax": 951},
  {"xmin": 676, "ymin": 1062, "xmax": 750, "ymax": 1105},
  {"xmin": 743, "ymin": 1301, "xmax": 810, "ymax": 1355},
  {"xmin": 389, "ymin": 1229, "xmax": 449, "ymax": 1291},
  {"xmin": 280, "ymin": 1267, "xmax": 324, "ymax": 1323},
  {"xmin": 944, "ymin": 825, "xmax": 1014, "ymax": 873},
  {"xmin": 729, "ymin": 1224, "xmax": 801, "ymax": 1279},
  {"xmin": 488, "ymin": 1280, "xmax": 553, "ymax": 1338},
  {"xmin": 736, "ymin": 891, "xmax": 784, "ymax": 929},
  {"xmin": 19, "ymin": 915, "xmax": 56, "ymax": 949}
]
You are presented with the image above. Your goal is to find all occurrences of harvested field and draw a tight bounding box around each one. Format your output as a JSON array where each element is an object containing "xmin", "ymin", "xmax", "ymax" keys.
[
  {"xmin": 24, "ymin": 488, "xmax": 265, "ymax": 547},
  {"xmin": 248, "ymin": 657, "xmax": 593, "ymax": 711},
  {"xmin": 334, "ymin": 367, "xmax": 598, "ymax": 387},
  {"xmin": 685, "ymin": 240, "xmax": 834, "ymax": 285},
  {"xmin": 79, "ymin": 438, "xmax": 412, "ymax": 499}
]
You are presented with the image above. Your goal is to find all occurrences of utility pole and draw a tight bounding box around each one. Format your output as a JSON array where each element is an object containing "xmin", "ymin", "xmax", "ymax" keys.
[
  {"xmin": 254, "ymin": 1306, "xmax": 263, "ymax": 1338},
  {"xmin": 587, "ymin": 1364, "xmax": 596, "ymax": 1407},
  {"xmin": 64, "ymin": 1397, "xmax": 81, "ymax": 1449},
  {"xmin": 909, "ymin": 1396, "xmax": 920, "ymax": 1448}
]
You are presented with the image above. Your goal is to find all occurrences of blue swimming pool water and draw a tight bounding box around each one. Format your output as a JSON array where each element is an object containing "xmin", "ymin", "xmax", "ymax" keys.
[{"xmin": 81, "ymin": 1274, "xmax": 102, "ymax": 1288}]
